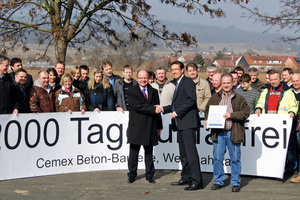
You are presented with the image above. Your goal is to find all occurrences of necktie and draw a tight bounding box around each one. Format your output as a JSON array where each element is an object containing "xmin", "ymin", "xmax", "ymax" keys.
[
  {"xmin": 172, "ymin": 82, "xmax": 179, "ymax": 102},
  {"xmin": 172, "ymin": 82, "xmax": 179, "ymax": 111},
  {"xmin": 142, "ymin": 88, "xmax": 148, "ymax": 100}
]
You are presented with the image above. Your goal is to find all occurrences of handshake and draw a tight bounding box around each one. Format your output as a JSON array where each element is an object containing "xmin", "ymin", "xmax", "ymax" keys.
[{"xmin": 154, "ymin": 105, "xmax": 163, "ymax": 114}]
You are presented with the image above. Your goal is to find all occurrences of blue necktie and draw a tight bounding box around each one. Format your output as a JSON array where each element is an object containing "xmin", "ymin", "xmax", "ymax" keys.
[{"xmin": 172, "ymin": 82, "xmax": 179, "ymax": 111}]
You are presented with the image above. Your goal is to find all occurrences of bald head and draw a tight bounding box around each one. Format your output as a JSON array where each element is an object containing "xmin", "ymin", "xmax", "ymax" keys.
[
  {"xmin": 212, "ymin": 73, "xmax": 221, "ymax": 82},
  {"xmin": 137, "ymin": 70, "xmax": 149, "ymax": 88},
  {"xmin": 212, "ymin": 73, "xmax": 221, "ymax": 90},
  {"xmin": 292, "ymin": 73, "xmax": 300, "ymax": 91}
]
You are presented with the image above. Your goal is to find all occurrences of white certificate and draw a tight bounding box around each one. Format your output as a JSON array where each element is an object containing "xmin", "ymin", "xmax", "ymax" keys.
[{"xmin": 207, "ymin": 105, "xmax": 227, "ymax": 129}]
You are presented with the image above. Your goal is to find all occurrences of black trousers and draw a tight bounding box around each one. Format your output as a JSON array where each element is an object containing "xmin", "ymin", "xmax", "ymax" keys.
[
  {"xmin": 177, "ymin": 128, "xmax": 203, "ymax": 186},
  {"xmin": 127, "ymin": 144, "xmax": 155, "ymax": 179}
]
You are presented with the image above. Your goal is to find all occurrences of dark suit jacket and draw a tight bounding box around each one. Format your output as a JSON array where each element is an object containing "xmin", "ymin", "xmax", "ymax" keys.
[
  {"xmin": 9, "ymin": 72, "xmax": 33, "ymax": 113},
  {"xmin": 0, "ymin": 74, "xmax": 18, "ymax": 114},
  {"xmin": 126, "ymin": 84, "xmax": 163, "ymax": 146},
  {"xmin": 164, "ymin": 75, "xmax": 200, "ymax": 130}
]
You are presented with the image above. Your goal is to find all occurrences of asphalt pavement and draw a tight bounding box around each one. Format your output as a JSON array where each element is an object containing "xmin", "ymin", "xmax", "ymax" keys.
[{"xmin": 0, "ymin": 170, "xmax": 300, "ymax": 200}]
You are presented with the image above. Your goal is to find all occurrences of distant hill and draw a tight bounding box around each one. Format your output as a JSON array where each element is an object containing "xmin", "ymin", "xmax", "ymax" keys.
[
  {"xmin": 163, "ymin": 20, "xmax": 282, "ymax": 43},
  {"xmin": 18, "ymin": 19, "xmax": 300, "ymax": 56}
]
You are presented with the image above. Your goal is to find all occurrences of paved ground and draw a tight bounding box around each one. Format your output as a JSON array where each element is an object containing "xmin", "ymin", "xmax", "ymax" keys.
[{"xmin": 0, "ymin": 170, "xmax": 300, "ymax": 200}]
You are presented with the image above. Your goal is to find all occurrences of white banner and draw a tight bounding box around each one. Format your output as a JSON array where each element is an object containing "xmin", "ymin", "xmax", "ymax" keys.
[{"xmin": 0, "ymin": 112, "xmax": 292, "ymax": 180}]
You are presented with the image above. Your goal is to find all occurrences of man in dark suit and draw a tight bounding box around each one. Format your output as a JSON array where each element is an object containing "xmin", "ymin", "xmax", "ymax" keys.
[
  {"xmin": 126, "ymin": 69, "xmax": 163, "ymax": 184},
  {"xmin": 159, "ymin": 60, "xmax": 203, "ymax": 191},
  {"xmin": 9, "ymin": 57, "xmax": 33, "ymax": 90}
]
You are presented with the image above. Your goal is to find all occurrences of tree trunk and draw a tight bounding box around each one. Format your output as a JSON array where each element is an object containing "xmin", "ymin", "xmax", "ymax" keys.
[{"xmin": 54, "ymin": 37, "xmax": 68, "ymax": 63}]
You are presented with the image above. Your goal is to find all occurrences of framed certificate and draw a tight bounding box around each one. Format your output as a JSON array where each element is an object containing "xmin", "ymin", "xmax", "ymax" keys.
[{"xmin": 207, "ymin": 105, "xmax": 227, "ymax": 129}]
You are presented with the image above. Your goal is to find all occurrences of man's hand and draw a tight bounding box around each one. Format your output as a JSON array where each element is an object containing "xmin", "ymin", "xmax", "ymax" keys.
[
  {"xmin": 116, "ymin": 107, "xmax": 125, "ymax": 113},
  {"xmin": 223, "ymin": 112, "xmax": 231, "ymax": 119},
  {"xmin": 255, "ymin": 109, "xmax": 261, "ymax": 117},
  {"xmin": 171, "ymin": 111, "xmax": 176, "ymax": 119},
  {"xmin": 68, "ymin": 109, "xmax": 72, "ymax": 114},
  {"xmin": 157, "ymin": 129, "xmax": 162, "ymax": 135},
  {"xmin": 289, "ymin": 112, "xmax": 295, "ymax": 118},
  {"xmin": 13, "ymin": 109, "xmax": 18, "ymax": 116},
  {"xmin": 81, "ymin": 109, "xmax": 85, "ymax": 115},
  {"xmin": 205, "ymin": 120, "xmax": 208, "ymax": 130},
  {"xmin": 154, "ymin": 105, "xmax": 162, "ymax": 114},
  {"xmin": 94, "ymin": 108, "xmax": 101, "ymax": 113}
]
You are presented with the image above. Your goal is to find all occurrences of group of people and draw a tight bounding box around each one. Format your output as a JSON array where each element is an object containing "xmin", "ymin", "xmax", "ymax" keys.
[
  {"xmin": 1, "ymin": 54, "xmax": 300, "ymax": 192},
  {"xmin": 124, "ymin": 61, "xmax": 300, "ymax": 193},
  {"xmin": 0, "ymin": 55, "xmax": 125, "ymax": 115}
]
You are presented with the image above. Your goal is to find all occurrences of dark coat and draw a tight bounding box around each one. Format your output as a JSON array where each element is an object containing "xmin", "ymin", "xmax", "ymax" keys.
[
  {"xmin": 9, "ymin": 72, "xmax": 33, "ymax": 113},
  {"xmin": 49, "ymin": 82, "xmax": 61, "ymax": 94},
  {"xmin": 251, "ymin": 78, "xmax": 265, "ymax": 91},
  {"xmin": 205, "ymin": 90, "xmax": 250, "ymax": 143},
  {"xmin": 15, "ymin": 84, "xmax": 31, "ymax": 113},
  {"xmin": 87, "ymin": 82, "xmax": 114, "ymax": 111},
  {"xmin": 0, "ymin": 74, "xmax": 18, "ymax": 114},
  {"xmin": 126, "ymin": 84, "xmax": 163, "ymax": 146},
  {"xmin": 163, "ymin": 75, "xmax": 200, "ymax": 131}
]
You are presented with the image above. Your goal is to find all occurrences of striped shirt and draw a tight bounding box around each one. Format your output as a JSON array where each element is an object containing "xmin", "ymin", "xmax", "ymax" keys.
[
  {"xmin": 219, "ymin": 91, "xmax": 233, "ymax": 130},
  {"xmin": 236, "ymin": 88, "xmax": 260, "ymax": 114}
]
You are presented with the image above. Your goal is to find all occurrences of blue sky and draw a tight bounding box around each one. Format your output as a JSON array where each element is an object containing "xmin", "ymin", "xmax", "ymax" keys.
[{"xmin": 149, "ymin": 0, "xmax": 286, "ymax": 34}]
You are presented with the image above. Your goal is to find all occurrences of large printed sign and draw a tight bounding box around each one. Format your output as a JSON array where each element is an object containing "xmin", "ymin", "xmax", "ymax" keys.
[{"xmin": 0, "ymin": 112, "xmax": 292, "ymax": 180}]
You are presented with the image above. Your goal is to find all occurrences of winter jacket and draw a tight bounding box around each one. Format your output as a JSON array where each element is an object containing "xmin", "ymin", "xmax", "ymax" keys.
[
  {"xmin": 55, "ymin": 86, "xmax": 86, "ymax": 112},
  {"xmin": 255, "ymin": 83, "xmax": 298, "ymax": 115},
  {"xmin": 88, "ymin": 82, "xmax": 114, "ymax": 111},
  {"xmin": 29, "ymin": 80, "xmax": 55, "ymax": 113},
  {"xmin": 113, "ymin": 78, "xmax": 137, "ymax": 111},
  {"xmin": 205, "ymin": 90, "xmax": 250, "ymax": 143},
  {"xmin": 250, "ymin": 79, "xmax": 265, "ymax": 92}
]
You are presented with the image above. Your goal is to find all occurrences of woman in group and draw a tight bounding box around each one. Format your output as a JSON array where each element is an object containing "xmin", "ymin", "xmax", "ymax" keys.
[
  {"xmin": 47, "ymin": 68, "xmax": 61, "ymax": 93},
  {"xmin": 148, "ymin": 71, "xmax": 155, "ymax": 84},
  {"xmin": 70, "ymin": 65, "xmax": 81, "ymax": 88},
  {"xmin": 55, "ymin": 73, "xmax": 86, "ymax": 114},
  {"xmin": 87, "ymin": 68, "xmax": 114, "ymax": 112}
]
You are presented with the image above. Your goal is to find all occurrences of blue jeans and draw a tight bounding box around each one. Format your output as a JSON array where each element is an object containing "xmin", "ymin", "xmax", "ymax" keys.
[{"xmin": 213, "ymin": 130, "xmax": 241, "ymax": 186}]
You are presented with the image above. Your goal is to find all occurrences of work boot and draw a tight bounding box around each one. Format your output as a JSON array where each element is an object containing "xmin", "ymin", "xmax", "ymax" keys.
[{"xmin": 290, "ymin": 176, "xmax": 300, "ymax": 183}]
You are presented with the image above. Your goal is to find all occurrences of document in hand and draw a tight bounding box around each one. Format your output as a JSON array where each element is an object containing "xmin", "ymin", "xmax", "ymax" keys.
[{"xmin": 207, "ymin": 105, "xmax": 227, "ymax": 129}]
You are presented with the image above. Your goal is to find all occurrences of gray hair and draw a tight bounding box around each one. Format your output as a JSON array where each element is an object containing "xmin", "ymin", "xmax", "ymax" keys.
[
  {"xmin": 248, "ymin": 67, "xmax": 259, "ymax": 75},
  {"xmin": 206, "ymin": 65, "xmax": 217, "ymax": 71}
]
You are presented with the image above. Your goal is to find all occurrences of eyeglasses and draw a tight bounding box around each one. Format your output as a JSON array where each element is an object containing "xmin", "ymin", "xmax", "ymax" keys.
[{"xmin": 138, "ymin": 77, "xmax": 148, "ymax": 80}]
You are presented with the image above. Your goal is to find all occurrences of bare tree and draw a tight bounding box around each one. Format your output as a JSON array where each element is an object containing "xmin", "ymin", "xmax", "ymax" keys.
[
  {"xmin": 116, "ymin": 30, "xmax": 155, "ymax": 68},
  {"xmin": 0, "ymin": 0, "xmax": 249, "ymax": 62},
  {"xmin": 240, "ymin": 0, "xmax": 300, "ymax": 42}
]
